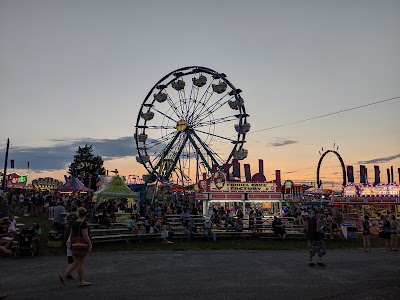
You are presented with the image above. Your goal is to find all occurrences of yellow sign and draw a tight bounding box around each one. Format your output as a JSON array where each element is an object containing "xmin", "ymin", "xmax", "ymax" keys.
[
  {"xmin": 359, "ymin": 185, "xmax": 400, "ymax": 197},
  {"xmin": 343, "ymin": 185, "xmax": 357, "ymax": 197}
]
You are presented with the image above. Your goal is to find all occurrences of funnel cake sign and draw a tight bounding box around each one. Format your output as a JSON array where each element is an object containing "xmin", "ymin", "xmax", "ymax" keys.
[{"xmin": 208, "ymin": 181, "xmax": 277, "ymax": 193}]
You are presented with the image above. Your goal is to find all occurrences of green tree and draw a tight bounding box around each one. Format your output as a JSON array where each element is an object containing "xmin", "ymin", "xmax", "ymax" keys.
[{"xmin": 68, "ymin": 144, "xmax": 106, "ymax": 190}]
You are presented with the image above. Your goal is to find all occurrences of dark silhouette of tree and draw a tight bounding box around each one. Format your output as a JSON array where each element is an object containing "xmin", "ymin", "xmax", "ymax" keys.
[{"xmin": 68, "ymin": 144, "xmax": 106, "ymax": 190}]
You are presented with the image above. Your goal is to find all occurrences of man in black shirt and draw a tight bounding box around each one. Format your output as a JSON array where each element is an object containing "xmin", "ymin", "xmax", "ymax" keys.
[{"xmin": 307, "ymin": 211, "xmax": 326, "ymax": 267}]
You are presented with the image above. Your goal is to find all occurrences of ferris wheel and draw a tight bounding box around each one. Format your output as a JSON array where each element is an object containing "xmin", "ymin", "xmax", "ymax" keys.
[{"xmin": 135, "ymin": 66, "xmax": 250, "ymax": 186}]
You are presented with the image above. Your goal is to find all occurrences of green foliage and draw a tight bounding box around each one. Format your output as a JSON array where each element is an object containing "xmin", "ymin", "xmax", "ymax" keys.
[{"xmin": 68, "ymin": 144, "xmax": 106, "ymax": 190}]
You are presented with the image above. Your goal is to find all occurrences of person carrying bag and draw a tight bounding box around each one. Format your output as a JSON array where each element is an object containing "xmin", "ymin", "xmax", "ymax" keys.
[
  {"xmin": 71, "ymin": 222, "xmax": 89, "ymax": 257},
  {"xmin": 59, "ymin": 207, "xmax": 92, "ymax": 287}
]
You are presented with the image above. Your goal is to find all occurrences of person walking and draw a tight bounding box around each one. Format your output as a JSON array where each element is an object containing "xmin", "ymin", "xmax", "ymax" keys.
[
  {"xmin": 362, "ymin": 215, "xmax": 371, "ymax": 252},
  {"xmin": 59, "ymin": 207, "xmax": 92, "ymax": 287},
  {"xmin": 307, "ymin": 211, "xmax": 326, "ymax": 267},
  {"xmin": 65, "ymin": 206, "xmax": 78, "ymax": 279},
  {"xmin": 390, "ymin": 215, "xmax": 398, "ymax": 251}
]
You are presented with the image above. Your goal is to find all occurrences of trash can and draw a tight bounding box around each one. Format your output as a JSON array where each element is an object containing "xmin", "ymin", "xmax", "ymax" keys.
[{"xmin": 346, "ymin": 226, "xmax": 358, "ymax": 242}]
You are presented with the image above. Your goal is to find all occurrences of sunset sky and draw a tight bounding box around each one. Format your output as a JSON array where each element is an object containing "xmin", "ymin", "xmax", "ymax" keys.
[{"xmin": 1, "ymin": 0, "xmax": 399, "ymax": 190}]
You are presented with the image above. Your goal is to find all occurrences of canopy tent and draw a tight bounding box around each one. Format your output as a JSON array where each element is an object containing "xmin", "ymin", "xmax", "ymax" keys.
[
  {"xmin": 94, "ymin": 175, "xmax": 139, "ymax": 207},
  {"xmin": 57, "ymin": 177, "xmax": 91, "ymax": 192}
]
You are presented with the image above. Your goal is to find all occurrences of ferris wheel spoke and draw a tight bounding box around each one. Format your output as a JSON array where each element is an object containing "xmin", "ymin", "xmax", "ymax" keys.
[
  {"xmin": 186, "ymin": 74, "xmax": 202, "ymax": 121},
  {"xmin": 144, "ymin": 125, "xmax": 176, "ymax": 130},
  {"xmin": 143, "ymin": 131, "xmax": 176, "ymax": 151},
  {"xmin": 191, "ymin": 115, "xmax": 237, "ymax": 128},
  {"xmin": 190, "ymin": 88, "xmax": 215, "ymax": 123},
  {"xmin": 193, "ymin": 129, "xmax": 237, "ymax": 143},
  {"xmin": 177, "ymin": 89, "xmax": 189, "ymax": 120},
  {"xmin": 193, "ymin": 95, "xmax": 233, "ymax": 123},
  {"xmin": 163, "ymin": 91, "xmax": 184, "ymax": 119},
  {"xmin": 150, "ymin": 107, "xmax": 178, "ymax": 123},
  {"xmin": 187, "ymin": 129, "xmax": 222, "ymax": 169},
  {"xmin": 145, "ymin": 132, "xmax": 182, "ymax": 179},
  {"xmin": 188, "ymin": 78, "xmax": 215, "ymax": 123},
  {"xmin": 163, "ymin": 133, "xmax": 189, "ymax": 180}
]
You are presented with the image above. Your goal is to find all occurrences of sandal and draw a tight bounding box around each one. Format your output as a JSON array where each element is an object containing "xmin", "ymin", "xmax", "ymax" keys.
[
  {"xmin": 78, "ymin": 282, "xmax": 91, "ymax": 287},
  {"xmin": 59, "ymin": 275, "xmax": 66, "ymax": 286}
]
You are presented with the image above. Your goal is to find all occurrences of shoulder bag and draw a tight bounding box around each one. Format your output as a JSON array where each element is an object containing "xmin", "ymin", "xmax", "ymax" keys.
[{"xmin": 71, "ymin": 222, "xmax": 89, "ymax": 256}]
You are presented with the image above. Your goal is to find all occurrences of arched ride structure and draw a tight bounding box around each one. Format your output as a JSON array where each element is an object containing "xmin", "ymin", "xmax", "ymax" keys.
[{"xmin": 316, "ymin": 150, "xmax": 347, "ymax": 188}]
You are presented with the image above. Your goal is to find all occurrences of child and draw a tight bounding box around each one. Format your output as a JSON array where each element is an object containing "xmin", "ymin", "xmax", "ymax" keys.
[
  {"xmin": 7, "ymin": 215, "xmax": 18, "ymax": 236},
  {"xmin": 161, "ymin": 221, "xmax": 173, "ymax": 244},
  {"xmin": 127, "ymin": 215, "xmax": 139, "ymax": 234}
]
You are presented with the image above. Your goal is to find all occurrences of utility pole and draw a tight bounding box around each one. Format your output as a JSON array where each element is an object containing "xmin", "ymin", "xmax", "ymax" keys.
[{"xmin": 2, "ymin": 138, "xmax": 10, "ymax": 192}]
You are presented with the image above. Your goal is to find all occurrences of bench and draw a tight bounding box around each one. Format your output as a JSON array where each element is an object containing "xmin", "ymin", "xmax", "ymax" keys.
[
  {"xmin": 91, "ymin": 233, "xmax": 161, "ymax": 244},
  {"xmin": 214, "ymin": 231, "xmax": 251, "ymax": 239},
  {"xmin": 87, "ymin": 222, "xmax": 128, "ymax": 229},
  {"xmin": 90, "ymin": 228, "xmax": 130, "ymax": 236}
]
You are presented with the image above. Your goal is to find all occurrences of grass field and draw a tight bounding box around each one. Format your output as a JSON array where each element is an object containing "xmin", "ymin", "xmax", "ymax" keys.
[{"xmin": 15, "ymin": 214, "xmax": 388, "ymax": 255}]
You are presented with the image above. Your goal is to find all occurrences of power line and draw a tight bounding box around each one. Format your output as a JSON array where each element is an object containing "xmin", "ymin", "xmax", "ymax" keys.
[{"xmin": 249, "ymin": 95, "xmax": 400, "ymax": 135}]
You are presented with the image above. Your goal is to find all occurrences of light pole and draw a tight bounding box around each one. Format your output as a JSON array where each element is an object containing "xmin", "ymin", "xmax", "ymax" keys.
[{"xmin": 1, "ymin": 138, "xmax": 10, "ymax": 192}]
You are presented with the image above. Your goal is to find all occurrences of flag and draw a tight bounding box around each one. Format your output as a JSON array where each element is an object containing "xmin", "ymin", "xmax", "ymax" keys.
[{"xmin": 10, "ymin": 159, "xmax": 14, "ymax": 168}]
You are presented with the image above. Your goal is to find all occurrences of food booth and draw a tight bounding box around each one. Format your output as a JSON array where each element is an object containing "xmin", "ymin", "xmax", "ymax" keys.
[
  {"xmin": 333, "ymin": 183, "xmax": 400, "ymax": 231},
  {"xmin": 93, "ymin": 175, "xmax": 139, "ymax": 222},
  {"xmin": 200, "ymin": 180, "xmax": 284, "ymax": 220}
]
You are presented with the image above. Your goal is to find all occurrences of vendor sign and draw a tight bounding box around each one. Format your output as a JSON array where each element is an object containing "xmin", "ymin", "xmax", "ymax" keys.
[
  {"xmin": 359, "ymin": 185, "xmax": 400, "ymax": 197},
  {"xmin": 0, "ymin": 172, "xmax": 28, "ymax": 188},
  {"xmin": 195, "ymin": 193, "xmax": 208, "ymax": 200},
  {"xmin": 343, "ymin": 185, "xmax": 358, "ymax": 197},
  {"xmin": 207, "ymin": 181, "xmax": 277, "ymax": 193},
  {"xmin": 209, "ymin": 193, "xmax": 245, "ymax": 200},
  {"xmin": 247, "ymin": 193, "xmax": 282, "ymax": 200},
  {"xmin": 32, "ymin": 177, "xmax": 63, "ymax": 190}
]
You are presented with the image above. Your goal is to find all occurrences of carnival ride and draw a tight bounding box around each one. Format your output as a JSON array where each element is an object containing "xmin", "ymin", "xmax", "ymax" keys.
[
  {"xmin": 317, "ymin": 146, "xmax": 346, "ymax": 188},
  {"xmin": 135, "ymin": 66, "xmax": 250, "ymax": 201}
]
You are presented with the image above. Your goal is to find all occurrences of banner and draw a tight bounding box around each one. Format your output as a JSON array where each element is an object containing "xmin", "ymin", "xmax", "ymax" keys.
[
  {"xmin": 207, "ymin": 181, "xmax": 277, "ymax": 193},
  {"xmin": 0, "ymin": 173, "xmax": 28, "ymax": 188},
  {"xmin": 32, "ymin": 177, "xmax": 63, "ymax": 190},
  {"xmin": 247, "ymin": 193, "xmax": 282, "ymax": 200},
  {"xmin": 343, "ymin": 185, "xmax": 358, "ymax": 197},
  {"xmin": 359, "ymin": 185, "xmax": 400, "ymax": 197},
  {"xmin": 209, "ymin": 193, "xmax": 245, "ymax": 200}
]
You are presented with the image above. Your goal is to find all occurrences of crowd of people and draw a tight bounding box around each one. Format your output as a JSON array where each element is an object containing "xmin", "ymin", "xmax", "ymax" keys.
[{"xmin": 1, "ymin": 188, "xmax": 399, "ymax": 282}]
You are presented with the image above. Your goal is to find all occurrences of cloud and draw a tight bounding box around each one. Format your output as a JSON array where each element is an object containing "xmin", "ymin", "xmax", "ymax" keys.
[
  {"xmin": 0, "ymin": 136, "xmax": 137, "ymax": 171},
  {"xmin": 269, "ymin": 138, "xmax": 298, "ymax": 147},
  {"xmin": 356, "ymin": 153, "xmax": 400, "ymax": 165}
]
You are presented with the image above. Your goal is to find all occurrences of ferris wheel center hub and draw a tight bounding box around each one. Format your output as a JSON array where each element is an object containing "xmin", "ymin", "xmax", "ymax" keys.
[{"xmin": 176, "ymin": 120, "xmax": 187, "ymax": 131}]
